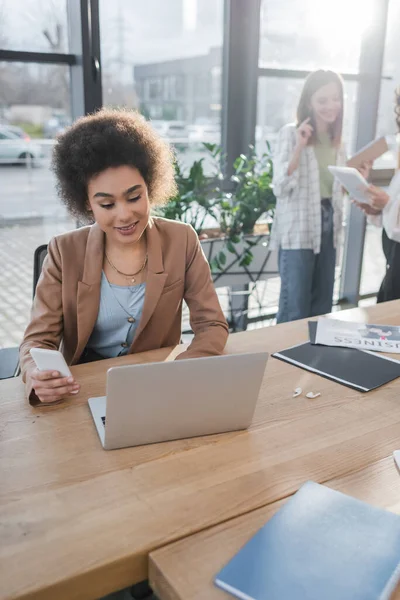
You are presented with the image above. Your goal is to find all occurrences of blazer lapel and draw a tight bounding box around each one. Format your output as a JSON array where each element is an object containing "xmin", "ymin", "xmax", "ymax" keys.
[
  {"xmin": 131, "ymin": 218, "xmax": 168, "ymax": 349},
  {"xmin": 72, "ymin": 223, "xmax": 104, "ymax": 363}
]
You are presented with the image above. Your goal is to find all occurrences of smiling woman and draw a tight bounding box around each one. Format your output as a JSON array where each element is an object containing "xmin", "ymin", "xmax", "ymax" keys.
[
  {"xmin": 19, "ymin": 109, "xmax": 229, "ymax": 406},
  {"xmin": 270, "ymin": 70, "xmax": 347, "ymax": 324},
  {"xmin": 52, "ymin": 109, "xmax": 176, "ymax": 220}
]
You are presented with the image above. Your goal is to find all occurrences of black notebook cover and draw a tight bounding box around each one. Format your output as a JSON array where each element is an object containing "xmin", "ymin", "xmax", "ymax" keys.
[{"xmin": 272, "ymin": 322, "xmax": 400, "ymax": 392}]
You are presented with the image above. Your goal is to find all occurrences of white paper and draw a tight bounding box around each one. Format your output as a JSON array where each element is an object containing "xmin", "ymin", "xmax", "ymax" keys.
[{"xmin": 315, "ymin": 318, "xmax": 400, "ymax": 354}]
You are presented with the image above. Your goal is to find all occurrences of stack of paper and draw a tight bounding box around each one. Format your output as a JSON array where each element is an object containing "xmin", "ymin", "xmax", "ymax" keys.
[{"xmin": 315, "ymin": 318, "xmax": 400, "ymax": 354}]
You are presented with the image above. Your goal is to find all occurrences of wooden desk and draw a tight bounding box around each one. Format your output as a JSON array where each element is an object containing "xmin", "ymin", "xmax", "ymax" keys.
[
  {"xmin": 1, "ymin": 301, "xmax": 400, "ymax": 600},
  {"xmin": 149, "ymin": 456, "xmax": 400, "ymax": 600}
]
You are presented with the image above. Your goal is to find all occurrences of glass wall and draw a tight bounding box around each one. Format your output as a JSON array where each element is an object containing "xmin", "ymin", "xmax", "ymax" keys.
[
  {"xmin": 359, "ymin": 0, "xmax": 399, "ymax": 298},
  {"xmin": 0, "ymin": 0, "xmax": 393, "ymax": 350},
  {"xmin": 0, "ymin": 0, "xmax": 69, "ymax": 53},
  {"xmin": 259, "ymin": 0, "xmax": 371, "ymax": 72},
  {"xmin": 375, "ymin": 0, "xmax": 400, "ymax": 170},
  {"xmin": 99, "ymin": 0, "xmax": 224, "ymax": 174},
  {"xmin": 0, "ymin": 0, "xmax": 225, "ymax": 349},
  {"xmin": 256, "ymin": 0, "xmax": 371, "ymax": 307},
  {"xmin": 0, "ymin": 56, "xmax": 75, "ymax": 348}
]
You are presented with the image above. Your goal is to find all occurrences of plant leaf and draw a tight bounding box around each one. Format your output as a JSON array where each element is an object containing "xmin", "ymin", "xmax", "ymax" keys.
[
  {"xmin": 226, "ymin": 240, "xmax": 236, "ymax": 253},
  {"xmin": 218, "ymin": 251, "xmax": 227, "ymax": 265}
]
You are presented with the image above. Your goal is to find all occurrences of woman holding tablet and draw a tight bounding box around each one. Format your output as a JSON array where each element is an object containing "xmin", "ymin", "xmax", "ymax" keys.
[
  {"xmin": 353, "ymin": 87, "xmax": 400, "ymax": 302},
  {"xmin": 271, "ymin": 70, "xmax": 347, "ymax": 323},
  {"xmin": 19, "ymin": 109, "xmax": 229, "ymax": 406}
]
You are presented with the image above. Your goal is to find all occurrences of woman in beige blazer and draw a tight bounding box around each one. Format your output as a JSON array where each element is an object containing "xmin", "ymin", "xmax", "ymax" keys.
[{"xmin": 20, "ymin": 109, "xmax": 228, "ymax": 405}]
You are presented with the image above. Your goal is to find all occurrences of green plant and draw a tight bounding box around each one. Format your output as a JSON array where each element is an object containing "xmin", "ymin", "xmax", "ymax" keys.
[
  {"xmin": 155, "ymin": 148, "xmax": 222, "ymax": 234},
  {"xmin": 210, "ymin": 142, "xmax": 276, "ymax": 271},
  {"xmin": 156, "ymin": 141, "xmax": 276, "ymax": 272},
  {"xmin": 225, "ymin": 143, "xmax": 275, "ymax": 235}
]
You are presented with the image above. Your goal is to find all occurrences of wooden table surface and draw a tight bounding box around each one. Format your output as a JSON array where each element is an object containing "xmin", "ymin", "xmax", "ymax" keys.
[
  {"xmin": 149, "ymin": 456, "xmax": 400, "ymax": 600},
  {"xmin": 1, "ymin": 301, "xmax": 400, "ymax": 600}
]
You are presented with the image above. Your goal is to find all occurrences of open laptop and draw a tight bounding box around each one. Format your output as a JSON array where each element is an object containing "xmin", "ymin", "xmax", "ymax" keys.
[{"xmin": 88, "ymin": 352, "xmax": 268, "ymax": 450}]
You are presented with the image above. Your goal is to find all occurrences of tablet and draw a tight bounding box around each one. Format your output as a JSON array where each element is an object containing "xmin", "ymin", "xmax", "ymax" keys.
[{"xmin": 328, "ymin": 166, "xmax": 370, "ymax": 203}]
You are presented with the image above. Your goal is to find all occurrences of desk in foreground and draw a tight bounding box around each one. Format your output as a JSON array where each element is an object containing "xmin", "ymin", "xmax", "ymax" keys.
[
  {"xmin": 149, "ymin": 456, "xmax": 400, "ymax": 600},
  {"xmin": 1, "ymin": 301, "xmax": 400, "ymax": 600}
]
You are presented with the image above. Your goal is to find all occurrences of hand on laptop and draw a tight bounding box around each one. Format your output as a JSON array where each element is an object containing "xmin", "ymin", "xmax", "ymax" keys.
[{"xmin": 30, "ymin": 369, "xmax": 80, "ymax": 403}]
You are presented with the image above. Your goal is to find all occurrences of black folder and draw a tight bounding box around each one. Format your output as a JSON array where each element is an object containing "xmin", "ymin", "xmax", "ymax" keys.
[{"xmin": 272, "ymin": 322, "xmax": 400, "ymax": 392}]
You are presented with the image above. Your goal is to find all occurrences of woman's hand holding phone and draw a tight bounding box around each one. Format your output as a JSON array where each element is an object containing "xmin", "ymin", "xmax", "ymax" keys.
[
  {"xmin": 29, "ymin": 348, "xmax": 80, "ymax": 404},
  {"xmin": 30, "ymin": 369, "xmax": 80, "ymax": 403}
]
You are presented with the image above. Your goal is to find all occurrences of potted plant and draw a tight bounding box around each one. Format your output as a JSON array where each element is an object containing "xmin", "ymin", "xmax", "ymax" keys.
[
  {"xmin": 155, "ymin": 150, "xmax": 221, "ymax": 234},
  {"xmin": 155, "ymin": 142, "xmax": 278, "ymax": 287}
]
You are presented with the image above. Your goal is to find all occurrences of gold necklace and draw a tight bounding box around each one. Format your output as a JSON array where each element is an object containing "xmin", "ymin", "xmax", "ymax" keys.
[{"xmin": 105, "ymin": 252, "xmax": 148, "ymax": 283}]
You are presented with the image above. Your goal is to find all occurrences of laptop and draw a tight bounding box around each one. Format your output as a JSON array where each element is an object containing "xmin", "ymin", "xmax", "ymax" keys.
[{"xmin": 88, "ymin": 352, "xmax": 268, "ymax": 450}]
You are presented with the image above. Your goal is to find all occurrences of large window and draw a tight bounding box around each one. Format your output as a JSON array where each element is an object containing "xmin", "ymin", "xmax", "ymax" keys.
[
  {"xmin": 0, "ymin": 0, "xmax": 394, "ymax": 354},
  {"xmin": 257, "ymin": 0, "xmax": 370, "ymax": 154},
  {"xmin": 0, "ymin": 0, "xmax": 69, "ymax": 53},
  {"xmin": 375, "ymin": 0, "xmax": 400, "ymax": 170},
  {"xmin": 99, "ymin": 0, "xmax": 224, "ymax": 173},
  {"xmin": 258, "ymin": 0, "xmax": 390, "ymax": 306},
  {"xmin": 0, "ymin": 61, "xmax": 75, "ymax": 348},
  {"xmin": 259, "ymin": 0, "xmax": 373, "ymax": 73},
  {"xmin": 359, "ymin": 0, "xmax": 399, "ymax": 298},
  {"xmin": 0, "ymin": 10, "xmax": 74, "ymax": 350}
]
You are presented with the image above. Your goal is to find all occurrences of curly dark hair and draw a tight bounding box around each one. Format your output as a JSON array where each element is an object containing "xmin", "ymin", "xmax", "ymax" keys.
[{"xmin": 52, "ymin": 108, "xmax": 177, "ymax": 220}]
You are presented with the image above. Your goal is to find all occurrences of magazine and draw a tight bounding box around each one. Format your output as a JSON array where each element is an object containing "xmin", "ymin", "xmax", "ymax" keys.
[{"xmin": 315, "ymin": 318, "xmax": 400, "ymax": 354}]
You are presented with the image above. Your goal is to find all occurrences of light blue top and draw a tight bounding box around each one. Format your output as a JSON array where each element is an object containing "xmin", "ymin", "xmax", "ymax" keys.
[{"xmin": 87, "ymin": 272, "xmax": 146, "ymax": 358}]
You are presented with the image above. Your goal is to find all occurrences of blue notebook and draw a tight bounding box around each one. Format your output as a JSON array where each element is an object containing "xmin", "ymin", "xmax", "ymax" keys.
[{"xmin": 215, "ymin": 481, "xmax": 400, "ymax": 600}]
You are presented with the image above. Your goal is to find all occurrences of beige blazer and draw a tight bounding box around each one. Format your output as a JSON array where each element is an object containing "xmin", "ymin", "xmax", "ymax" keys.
[{"xmin": 20, "ymin": 217, "xmax": 229, "ymax": 404}]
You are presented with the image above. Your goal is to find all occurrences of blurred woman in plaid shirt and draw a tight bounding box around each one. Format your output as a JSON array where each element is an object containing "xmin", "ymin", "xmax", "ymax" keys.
[{"xmin": 271, "ymin": 70, "xmax": 346, "ymax": 323}]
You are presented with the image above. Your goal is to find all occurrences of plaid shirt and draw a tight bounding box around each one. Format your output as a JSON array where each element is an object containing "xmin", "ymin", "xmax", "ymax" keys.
[{"xmin": 270, "ymin": 123, "xmax": 347, "ymax": 254}]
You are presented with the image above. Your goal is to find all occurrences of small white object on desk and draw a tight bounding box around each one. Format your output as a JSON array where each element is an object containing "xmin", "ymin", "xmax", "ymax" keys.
[{"xmin": 306, "ymin": 391, "xmax": 321, "ymax": 399}]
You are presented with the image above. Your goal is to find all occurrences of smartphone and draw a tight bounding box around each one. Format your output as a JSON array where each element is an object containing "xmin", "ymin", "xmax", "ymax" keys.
[{"xmin": 29, "ymin": 348, "xmax": 72, "ymax": 378}]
